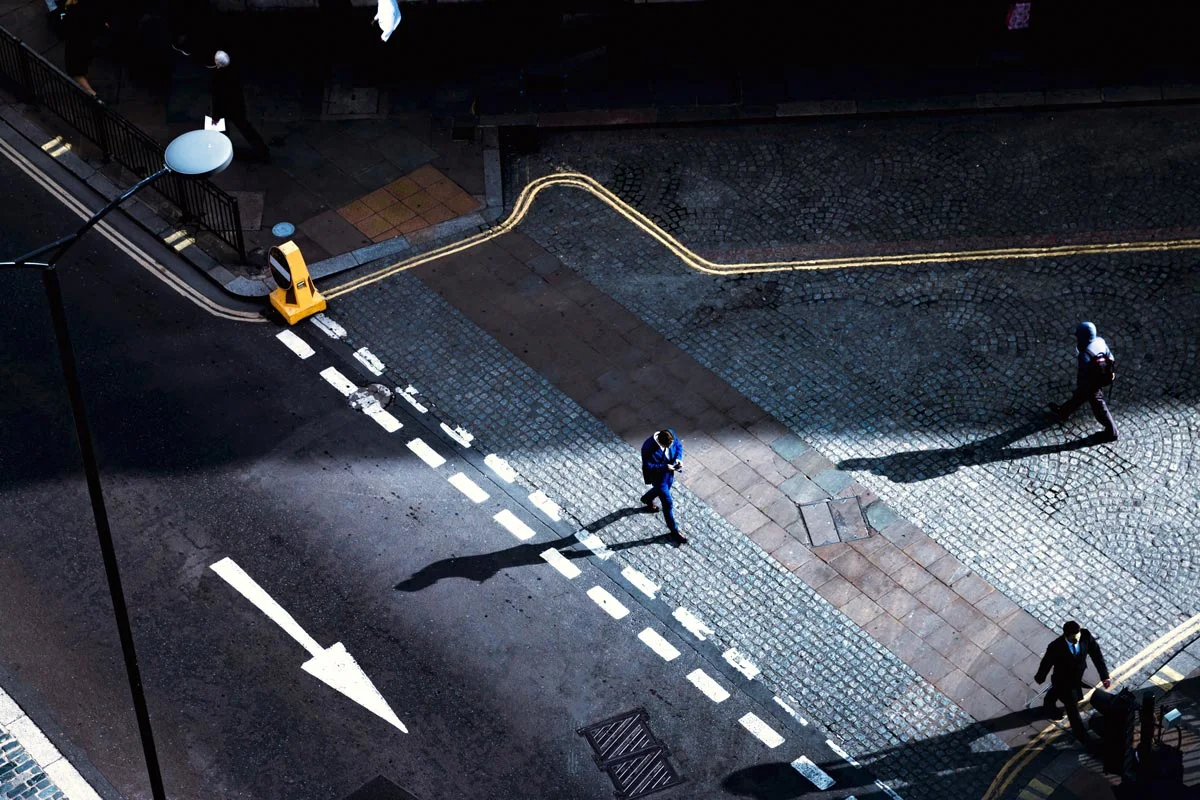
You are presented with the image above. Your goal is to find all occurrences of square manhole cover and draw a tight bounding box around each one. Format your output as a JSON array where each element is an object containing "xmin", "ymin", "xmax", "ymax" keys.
[{"xmin": 579, "ymin": 709, "xmax": 684, "ymax": 799}]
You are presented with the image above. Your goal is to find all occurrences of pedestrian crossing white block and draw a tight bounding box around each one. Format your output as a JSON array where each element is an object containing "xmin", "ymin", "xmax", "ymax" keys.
[
  {"xmin": 773, "ymin": 695, "xmax": 808, "ymax": 726},
  {"xmin": 484, "ymin": 454, "xmax": 518, "ymax": 483},
  {"xmin": 353, "ymin": 347, "xmax": 385, "ymax": 375},
  {"xmin": 580, "ymin": 533, "xmax": 614, "ymax": 560},
  {"xmin": 448, "ymin": 472, "xmax": 488, "ymax": 503},
  {"xmin": 672, "ymin": 607, "xmax": 713, "ymax": 641},
  {"xmin": 686, "ymin": 669, "xmax": 729, "ymax": 703},
  {"xmin": 791, "ymin": 756, "xmax": 834, "ymax": 790},
  {"xmin": 310, "ymin": 313, "xmax": 347, "ymax": 339},
  {"xmin": 738, "ymin": 713, "xmax": 784, "ymax": 748},
  {"xmin": 529, "ymin": 490, "xmax": 562, "ymax": 521},
  {"xmin": 637, "ymin": 628, "xmax": 680, "ymax": 662},
  {"xmin": 723, "ymin": 648, "xmax": 761, "ymax": 680},
  {"xmin": 826, "ymin": 738, "xmax": 861, "ymax": 766},
  {"xmin": 441, "ymin": 423, "xmax": 474, "ymax": 447},
  {"xmin": 276, "ymin": 329, "xmax": 315, "ymax": 359},
  {"xmin": 539, "ymin": 547, "xmax": 581, "ymax": 579},
  {"xmin": 621, "ymin": 567, "xmax": 659, "ymax": 598},
  {"xmin": 494, "ymin": 509, "xmax": 535, "ymax": 541},
  {"xmin": 319, "ymin": 366, "xmax": 357, "ymax": 396},
  {"xmin": 874, "ymin": 780, "xmax": 903, "ymax": 800},
  {"xmin": 406, "ymin": 438, "xmax": 446, "ymax": 468},
  {"xmin": 362, "ymin": 403, "xmax": 401, "ymax": 432},
  {"xmin": 587, "ymin": 586, "xmax": 629, "ymax": 619}
]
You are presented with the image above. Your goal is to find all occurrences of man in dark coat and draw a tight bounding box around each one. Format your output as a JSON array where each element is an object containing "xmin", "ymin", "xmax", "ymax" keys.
[
  {"xmin": 1049, "ymin": 321, "xmax": 1118, "ymax": 442},
  {"xmin": 1035, "ymin": 620, "xmax": 1111, "ymax": 743},
  {"xmin": 640, "ymin": 429, "xmax": 685, "ymax": 543},
  {"xmin": 208, "ymin": 49, "xmax": 269, "ymax": 162}
]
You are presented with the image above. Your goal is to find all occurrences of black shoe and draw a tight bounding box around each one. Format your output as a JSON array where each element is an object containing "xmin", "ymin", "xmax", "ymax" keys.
[
  {"xmin": 1096, "ymin": 429, "xmax": 1118, "ymax": 443},
  {"xmin": 643, "ymin": 501, "xmax": 660, "ymax": 512},
  {"xmin": 671, "ymin": 529, "xmax": 687, "ymax": 545},
  {"xmin": 1047, "ymin": 403, "xmax": 1066, "ymax": 421}
]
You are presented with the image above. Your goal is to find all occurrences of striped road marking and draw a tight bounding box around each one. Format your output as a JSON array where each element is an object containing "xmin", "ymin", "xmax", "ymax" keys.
[
  {"xmin": 686, "ymin": 669, "xmax": 730, "ymax": 703},
  {"xmin": 353, "ymin": 347, "xmax": 385, "ymax": 375},
  {"xmin": 773, "ymin": 696, "xmax": 808, "ymax": 726},
  {"xmin": 448, "ymin": 473, "xmax": 488, "ymax": 503},
  {"xmin": 637, "ymin": 628, "xmax": 680, "ymax": 662},
  {"xmin": 310, "ymin": 313, "xmax": 347, "ymax": 339},
  {"xmin": 826, "ymin": 739, "xmax": 861, "ymax": 767},
  {"xmin": 723, "ymin": 648, "xmax": 761, "ymax": 680},
  {"xmin": 494, "ymin": 509, "xmax": 535, "ymax": 541},
  {"xmin": 587, "ymin": 586, "xmax": 629, "ymax": 619},
  {"xmin": 579, "ymin": 533, "xmax": 614, "ymax": 560},
  {"xmin": 738, "ymin": 713, "xmax": 784, "ymax": 748},
  {"xmin": 791, "ymin": 756, "xmax": 834, "ymax": 790},
  {"xmin": 673, "ymin": 607, "xmax": 714, "ymax": 641},
  {"xmin": 539, "ymin": 548, "xmax": 581, "ymax": 579},
  {"xmin": 529, "ymin": 490, "xmax": 562, "ymax": 521},
  {"xmin": 484, "ymin": 454, "xmax": 518, "ymax": 482},
  {"xmin": 362, "ymin": 404, "xmax": 401, "ymax": 433},
  {"xmin": 406, "ymin": 438, "xmax": 445, "ymax": 468},
  {"xmin": 621, "ymin": 566, "xmax": 659, "ymax": 598},
  {"xmin": 276, "ymin": 329, "xmax": 315, "ymax": 359},
  {"xmin": 319, "ymin": 366, "xmax": 357, "ymax": 397}
]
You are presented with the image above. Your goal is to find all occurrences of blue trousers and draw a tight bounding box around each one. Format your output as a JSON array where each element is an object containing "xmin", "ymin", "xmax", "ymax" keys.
[{"xmin": 641, "ymin": 484, "xmax": 677, "ymax": 532}]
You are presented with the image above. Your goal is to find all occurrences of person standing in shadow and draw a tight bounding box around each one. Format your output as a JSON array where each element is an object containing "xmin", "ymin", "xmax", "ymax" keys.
[{"xmin": 207, "ymin": 49, "xmax": 269, "ymax": 163}]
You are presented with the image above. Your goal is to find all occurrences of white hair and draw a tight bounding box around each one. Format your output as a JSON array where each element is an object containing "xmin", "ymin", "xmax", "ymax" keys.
[{"xmin": 213, "ymin": 50, "xmax": 230, "ymax": 68}]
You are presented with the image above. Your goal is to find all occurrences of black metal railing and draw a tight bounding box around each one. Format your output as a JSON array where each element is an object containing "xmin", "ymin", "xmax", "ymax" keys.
[{"xmin": 0, "ymin": 25, "xmax": 245, "ymax": 261}]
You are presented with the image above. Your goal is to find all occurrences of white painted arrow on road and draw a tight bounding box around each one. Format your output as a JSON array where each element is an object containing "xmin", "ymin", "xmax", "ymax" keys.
[{"xmin": 210, "ymin": 557, "xmax": 408, "ymax": 733}]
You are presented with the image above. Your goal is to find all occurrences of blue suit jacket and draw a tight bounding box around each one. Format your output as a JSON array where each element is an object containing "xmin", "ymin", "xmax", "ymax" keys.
[{"xmin": 641, "ymin": 430, "xmax": 683, "ymax": 487}]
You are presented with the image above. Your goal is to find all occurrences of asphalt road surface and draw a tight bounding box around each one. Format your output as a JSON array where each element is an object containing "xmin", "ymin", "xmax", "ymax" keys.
[{"xmin": 0, "ymin": 132, "xmax": 877, "ymax": 799}]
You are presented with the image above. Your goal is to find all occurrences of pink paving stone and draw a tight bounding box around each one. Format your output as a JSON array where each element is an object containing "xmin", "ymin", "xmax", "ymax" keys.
[
  {"xmin": 863, "ymin": 614, "xmax": 907, "ymax": 648},
  {"xmin": 891, "ymin": 560, "xmax": 935, "ymax": 594},
  {"xmin": 975, "ymin": 590, "xmax": 1022, "ymax": 624},
  {"xmin": 743, "ymin": 481, "xmax": 790, "ymax": 510},
  {"xmin": 728, "ymin": 504, "xmax": 772, "ymax": 536},
  {"xmin": 935, "ymin": 669, "xmax": 980, "ymax": 702},
  {"xmin": 829, "ymin": 548, "xmax": 874, "ymax": 582},
  {"xmin": 903, "ymin": 535, "xmax": 950, "ymax": 567},
  {"xmin": 708, "ymin": 484, "xmax": 750, "ymax": 517},
  {"xmin": 747, "ymin": 521, "xmax": 789, "ymax": 553},
  {"xmin": 914, "ymin": 580, "xmax": 958, "ymax": 613},
  {"xmin": 720, "ymin": 462, "xmax": 762, "ymax": 494},
  {"xmin": 695, "ymin": 442, "xmax": 742, "ymax": 475},
  {"xmin": 763, "ymin": 495, "xmax": 801, "ymax": 528},
  {"xmin": 879, "ymin": 520, "xmax": 923, "ymax": 549},
  {"xmin": 927, "ymin": 554, "xmax": 972, "ymax": 586},
  {"xmin": 815, "ymin": 576, "xmax": 861, "ymax": 607},
  {"xmin": 957, "ymin": 687, "xmax": 1009, "ymax": 722},
  {"xmin": 841, "ymin": 594, "xmax": 884, "ymax": 626},
  {"xmin": 773, "ymin": 539, "xmax": 814, "ymax": 572},
  {"xmin": 985, "ymin": 632, "xmax": 1037, "ymax": 671},
  {"xmin": 876, "ymin": 588, "xmax": 921, "ymax": 620},
  {"xmin": 857, "ymin": 565, "xmax": 900, "ymax": 602},
  {"xmin": 909, "ymin": 648, "xmax": 956, "ymax": 685},
  {"xmin": 899, "ymin": 604, "xmax": 945, "ymax": 639},
  {"xmin": 951, "ymin": 573, "xmax": 996, "ymax": 605},
  {"xmin": 792, "ymin": 556, "xmax": 838, "ymax": 588},
  {"xmin": 801, "ymin": 502, "xmax": 839, "ymax": 547},
  {"xmin": 961, "ymin": 615, "xmax": 1005, "ymax": 650},
  {"xmin": 862, "ymin": 541, "xmax": 913, "ymax": 574}
]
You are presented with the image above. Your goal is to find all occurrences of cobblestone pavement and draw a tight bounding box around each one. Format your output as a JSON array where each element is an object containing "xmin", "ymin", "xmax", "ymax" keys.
[
  {"xmin": 0, "ymin": 732, "xmax": 66, "ymax": 800},
  {"xmin": 324, "ymin": 105, "xmax": 1200, "ymax": 799}
]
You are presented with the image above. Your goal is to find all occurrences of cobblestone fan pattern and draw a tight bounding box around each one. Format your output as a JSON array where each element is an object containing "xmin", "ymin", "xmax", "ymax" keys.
[
  {"xmin": 336, "ymin": 273, "xmax": 1010, "ymax": 799},
  {"xmin": 507, "ymin": 114, "xmax": 1200, "ymax": 674},
  {"xmin": 0, "ymin": 733, "xmax": 65, "ymax": 800}
]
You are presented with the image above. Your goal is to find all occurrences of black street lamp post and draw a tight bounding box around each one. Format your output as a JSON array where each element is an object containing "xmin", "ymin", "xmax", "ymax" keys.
[{"xmin": 1, "ymin": 129, "xmax": 234, "ymax": 800}]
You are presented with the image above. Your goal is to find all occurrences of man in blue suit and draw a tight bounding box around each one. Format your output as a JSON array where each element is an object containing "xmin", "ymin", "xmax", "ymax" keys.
[{"xmin": 641, "ymin": 429, "xmax": 686, "ymax": 543}]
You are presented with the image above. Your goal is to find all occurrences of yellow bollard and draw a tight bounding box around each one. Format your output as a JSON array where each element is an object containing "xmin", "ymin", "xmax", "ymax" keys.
[{"xmin": 268, "ymin": 241, "xmax": 326, "ymax": 325}]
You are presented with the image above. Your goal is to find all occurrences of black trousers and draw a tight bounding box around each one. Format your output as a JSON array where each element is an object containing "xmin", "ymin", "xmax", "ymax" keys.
[
  {"xmin": 1044, "ymin": 683, "xmax": 1089, "ymax": 743},
  {"xmin": 1057, "ymin": 383, "xmax": 1116, "ymax": 434}
]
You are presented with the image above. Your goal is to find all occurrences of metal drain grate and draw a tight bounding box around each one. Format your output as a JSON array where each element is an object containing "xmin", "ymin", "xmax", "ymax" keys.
[{"xmin": 578, "ymin": 709, "xmax": 684, "ymax": 799}]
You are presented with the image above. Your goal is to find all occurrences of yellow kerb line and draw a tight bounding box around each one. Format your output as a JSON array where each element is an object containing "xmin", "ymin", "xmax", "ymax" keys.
[
  {"xmin": 983, "ymin": 611, "xmax": 1200, "ymax": 800},
  {"xmin": 324, "ymin": 171, "xmax": 1200, "ymax": 299}
]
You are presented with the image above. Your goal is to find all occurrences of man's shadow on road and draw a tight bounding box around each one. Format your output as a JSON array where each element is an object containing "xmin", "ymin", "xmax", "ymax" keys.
[
  {"xmin": 395, "ymin": 506, "xmax": 670, "ymax": 592},
  {"xmin": 837, "ymin": 418, "xmax": 1110, "ymax": 484}
]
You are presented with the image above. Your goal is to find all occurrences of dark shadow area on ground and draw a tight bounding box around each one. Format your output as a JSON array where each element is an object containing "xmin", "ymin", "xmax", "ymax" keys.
[
  {"xmin": 836, "ymin": 418, "xmax": 1111, "ymax": 483},
  {"xmin": 394, "ymin": 511, "xmax": 673, "ymax": 591},
  {"xmin": 722, "ymin": 758, "xmax": 864, "ymax": 799}
]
